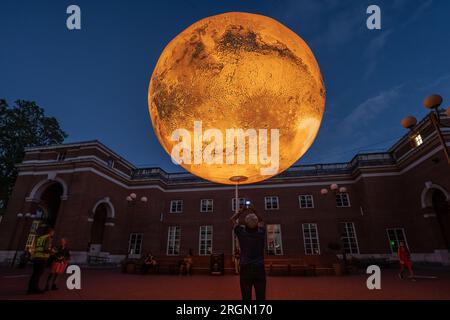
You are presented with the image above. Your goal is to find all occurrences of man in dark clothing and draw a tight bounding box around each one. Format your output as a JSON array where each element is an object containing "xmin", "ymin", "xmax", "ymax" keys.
[
  {"xmin": 230, "ymin": 205, "xmax": 266, "ymax": 300},
  {"xmin": 27, "ymin": 227, "xmax": 55, "ymax": 294}
]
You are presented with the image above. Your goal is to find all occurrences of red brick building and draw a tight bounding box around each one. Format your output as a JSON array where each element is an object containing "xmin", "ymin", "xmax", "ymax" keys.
[{"xmin": 0, "ymin": 113, "xmax": 449, "ymax": 266}]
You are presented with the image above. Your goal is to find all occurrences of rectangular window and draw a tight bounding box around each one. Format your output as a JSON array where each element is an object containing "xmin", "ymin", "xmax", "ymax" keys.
[
  {"xmin": 106, "ymin": 158, "xmax": 115, "ymax": 168},
  {"xmin": 25, "ymin": 234, "xmax": 36, "ymax": 250},
  {"xmin": 167, "ymin": 226, "xmax": 181, "ymax": 255},
  {"xmin": 57, "ymin": 152, "xmax": 66, "ymax": 161},
  {"xmin": 264, "ymin": 196, "xmax": 279, "ymax": 210},
  {"xmin": 386, "ymin": 228, "xmax": 408, "ymax": 253},
  {"xmin": 128, "ymin": 233, "xmax": 143, "ymax": 256},
  {"xmin": 339, "ymin": 222, "xmax": 360, "ymax": 254},
  {"xmin": 413, "ymin": 134, "xmax": 423, "ymax": 147},
  {"xmin": 170, "ymin": 200, "xmax": 183, "ymax": 213},
  {"xmin": 266, "ymin": 224, "xmax": 283, "ymax": 255},
  {"xmin": 30, "ymin": 221, "xmax": 40, "ymax": 233},
  {"xmin": 232, "ymin": 198, "xmax": 248, "ymax": 212},
  {"xmin": 302, "ymin": 223, "xmax": 320, "ymax": 255},
  {"xmin": 200, "ymin": 199, "xmax": 213, "ymax": 213},
  {"xmin": 336, "ymin": 193, "xmax": 351, "ymax": 207},
  {"xmin": 299, "ymin": 195, "xmax": 314, "ymax": 209},
  {"xmin": 199, "ymin": 225, "xmax": 213, "ymax": 255}
]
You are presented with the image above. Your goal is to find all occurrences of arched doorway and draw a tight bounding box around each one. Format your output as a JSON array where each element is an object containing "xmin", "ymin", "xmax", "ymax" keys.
[
  {"xmin": 432, "ymin": 189, "xmax": 450, "ymax": 249},
  {"xmin": 38, "ymin": 182, "xmax": 63, "ymax": 228},
  {"xmin": 23, "ymin": 181, "xmax": 64, "ymax": 253},
  {"xmin": 89, "ymin": 203, "xmax": 107, "ymax": 254}
]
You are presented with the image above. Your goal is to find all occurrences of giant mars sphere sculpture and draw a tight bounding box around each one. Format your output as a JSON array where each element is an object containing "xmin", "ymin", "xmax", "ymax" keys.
[{"xmin": 148, "ymin": 12, "xmax": 325, "ymax": 185}]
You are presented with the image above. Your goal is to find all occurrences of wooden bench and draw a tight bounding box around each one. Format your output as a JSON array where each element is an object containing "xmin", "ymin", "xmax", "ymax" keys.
[
  {"xmin": 264, "ymin": 255, "xmax": 336, "ymax": 276},
  {"xmin": 121, "ymin": 255, "xmax": 214, "ymax": 275}
]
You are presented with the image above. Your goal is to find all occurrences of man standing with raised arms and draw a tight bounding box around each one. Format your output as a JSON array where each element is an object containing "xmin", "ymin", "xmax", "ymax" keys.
[{"xmin": 230, "ymin": 203, "xmax": 266, "ymax": 300}]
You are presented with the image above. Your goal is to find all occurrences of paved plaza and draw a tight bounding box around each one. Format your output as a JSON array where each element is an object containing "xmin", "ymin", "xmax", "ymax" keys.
[{"xmin": 1, "ymin": 266, "xmax": 450, "ymax": 300}]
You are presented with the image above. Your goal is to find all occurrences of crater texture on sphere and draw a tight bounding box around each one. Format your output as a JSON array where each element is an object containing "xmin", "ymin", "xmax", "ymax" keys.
[{"xmin": 148, "ymin": 12, "xmax": 325, "ymax": 185}]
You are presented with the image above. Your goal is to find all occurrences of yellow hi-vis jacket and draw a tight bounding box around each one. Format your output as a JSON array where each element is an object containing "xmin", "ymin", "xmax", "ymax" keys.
[{"xmin": 33, "ymin": 234, "xmax": 51, "ymax": 259}]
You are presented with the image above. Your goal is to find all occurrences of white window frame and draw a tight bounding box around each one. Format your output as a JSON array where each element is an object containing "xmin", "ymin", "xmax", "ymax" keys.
[
  {"xmin": 386, "ymin": 228, "xmax": 409, "ymax": 254},
  {"xmin": 106, "ymin": 158, "xmax": 115, "ymax": 168},
  {"xmin": 128, "ymin": 233, "xmax": 143, "ymax": 258},
  {"xmin": 336, "ymin": 193, "xmax": 351, "ymax": 208},
  {"xmin": 340, "ymin": 222, "xmax": 360, "ymax": 254},
  {"xmin": 167, "ymin": 226, "xmax": 181, "ymax": 256},
  {"xmin": 232, "ymin": 197, "xmax": 248, "ymax": 212},
  {"xmin": 170, "ymin": 200, "xmax": 183, "ymax": 213},
  {"xmin": 266, "ymin": 224, "xmax": 283, "ymax": 255},
  {"xmin": 299, "ymin": 195, "xmax": 314, "ymax": 209},
  {"xmin": 199, "ymin": 225, "xmax": 213, "ymax": 256},
  {"xmin": 200, "ymin": 199, "xmax": 214, "ymax": 213},
  {"xmin": 57, "ymin": 152, "xmax": 66, "ymax": 161},
  {"xmin": 25, "ymin": 234, "xmax": 36, "ymax": 250},
  {"xmin": 302, "ymin": 223, "xmax": 321, "ymax": 255},
  {"xmin": 264, "ymin": 196, "xmax": 279, "ymax": 210},
  {"xmin": 413, "ymin": 134, "xmax": 423, "ymax": 147}
]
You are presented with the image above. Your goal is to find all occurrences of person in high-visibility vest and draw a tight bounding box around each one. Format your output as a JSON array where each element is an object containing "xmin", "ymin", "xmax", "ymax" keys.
[{"xmin": 27, "ymin": 227, "xmax": 55, "ymax": 294}]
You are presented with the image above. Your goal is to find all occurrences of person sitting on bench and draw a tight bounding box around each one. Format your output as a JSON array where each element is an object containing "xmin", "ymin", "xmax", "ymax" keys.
[
  {"xmin": 142, "ymin": 253, "xmax": 158, "ymax": 274},
  {"xmin": 179, "ymin": 249, "xmax": 193, "ymax": 275}
]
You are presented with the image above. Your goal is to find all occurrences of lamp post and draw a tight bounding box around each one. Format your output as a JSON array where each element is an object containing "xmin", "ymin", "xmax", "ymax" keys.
[
  {"xmin": 321, "ymin": 184, "xmax": 348, "ymax": 272},
  {"xmin": 401, "ymin": 94, "xmax": 450, "ymax": 167},
  {"xmin": 10, "ymin": 212, "xmax": 33, "ymax": 267},
  {"xmin": 229, "ymin": 176, "xmax": 248, "ymax": 216},
  {"xmin": 125, "ymin": 193, "xmax": 148, "ymax": 257}
]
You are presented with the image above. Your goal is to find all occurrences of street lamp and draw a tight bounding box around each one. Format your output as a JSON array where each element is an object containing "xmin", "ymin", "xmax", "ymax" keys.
[
  {"xmin": 401, "ymin": 94, "xmax": 450, "ymax": 166},
  {"xmin": 125, "ymin": 193, "xmax": 148, "ymax": 258},
  {"xmin": 11, "ymin": 213, "xmax": 33, "ymax": 267},
  {"xmin": 321, "ymin": 183, "xmax": 348, "ymax": 271},
  {"xmin": 229, "ymin": 176, "xmax": 248, "ymax": 215},
  {"xmin": 321, "ymin": 184, "xmax": 347, "ymax": 196}
]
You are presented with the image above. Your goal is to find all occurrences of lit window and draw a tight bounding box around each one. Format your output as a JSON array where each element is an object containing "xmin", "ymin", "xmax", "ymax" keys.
[
  {"xmin": 199, "ymin": 225, "xmax": 213, "ymax": 255},
  {"xmin": 170, "ymin": 200, "xmax": 183, "ymax": 213},
  {"xmin": 167, "ymin": 226, "xmax": 181, "ymax": 255},
  {"xmin": 264, "ymin": 196, "xmax": 279, "ymax": 210},
  {"xmin": 266, "ymin": 224, "xmax": 283, "ymax": 255},
  {"xmin": 386, "ymin": 228, "xmax": 408, "ymax": 253},
  {"xmin": 299, "ymin": 195, "xmax": 314, "ymax": 209},
  {"xmin": 231, "ymin": 198, "xmax": 248, "ymax": 212},
  {"xmin": 200, "ymin": 199, "xmax": 213, "ymax": 213},
  {"xmin": 302, "ymin": 223, "xmax": 320, "ymax": 255},
  {"xmin": 413, "ymin": 134, "xmax": 423, "ymax": 147}
]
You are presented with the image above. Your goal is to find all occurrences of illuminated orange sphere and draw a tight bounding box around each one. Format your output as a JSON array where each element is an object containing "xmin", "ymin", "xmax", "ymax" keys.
[{"xmin": 148, "ymin": 12, "xmax": 325, "ymax": 185}]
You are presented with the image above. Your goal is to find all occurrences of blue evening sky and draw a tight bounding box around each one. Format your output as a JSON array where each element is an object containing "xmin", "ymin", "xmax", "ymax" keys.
[{"xmin": 1, "ymin": 0, "xmax": 449, "ymax": 172}]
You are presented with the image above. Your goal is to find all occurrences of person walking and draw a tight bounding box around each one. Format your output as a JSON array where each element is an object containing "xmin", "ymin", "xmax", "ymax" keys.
[
  {"xmin": 398, "ymin": 241, "xmax": 414, "ymax": 279},
  {"xmin": 27, "ymin": 227, "xmax": 55, "ymax": 294},
  {"xmin": 45, "ymin": 237, "xmax": 70, "ymax": 291},
  {"xmin": 230, "ymin": 204, "xmax": 266, "ymax": 300}
]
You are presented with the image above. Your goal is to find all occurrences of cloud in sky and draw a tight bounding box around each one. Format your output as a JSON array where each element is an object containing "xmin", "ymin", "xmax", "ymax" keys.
[{"xmin": 339, "ymin": 85, "xmax": 404, "ymax": 134}]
